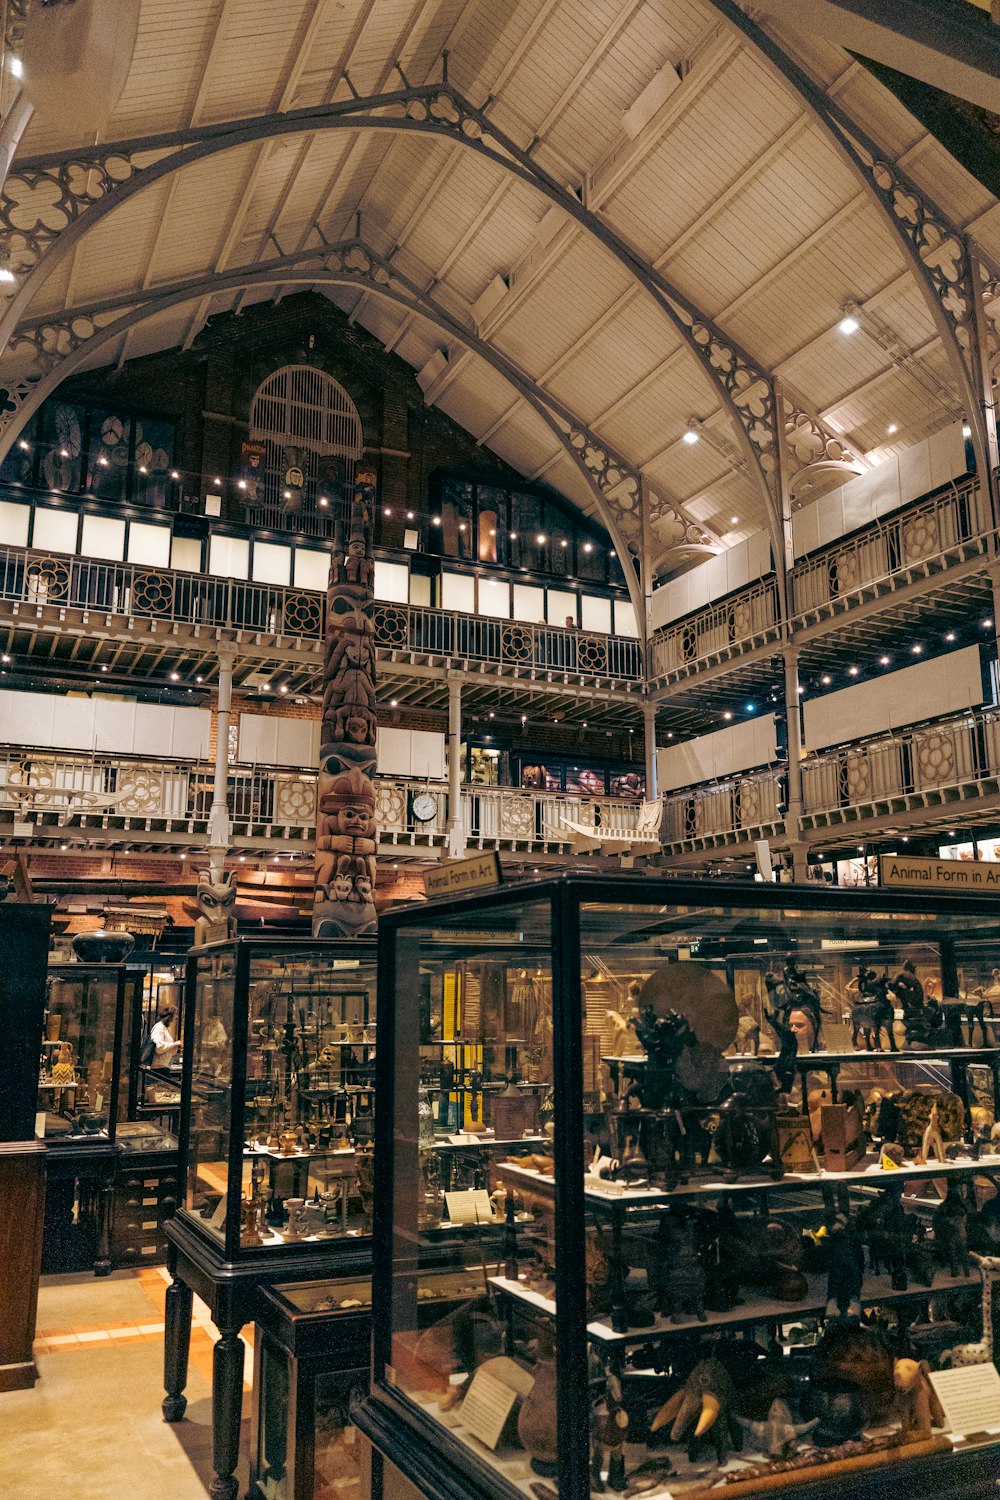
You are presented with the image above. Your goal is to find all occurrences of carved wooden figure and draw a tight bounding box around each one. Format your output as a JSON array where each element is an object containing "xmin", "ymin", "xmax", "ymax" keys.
[{"xmin": 314, "ymin": 474, "xmax": 379, "ymax": 938}]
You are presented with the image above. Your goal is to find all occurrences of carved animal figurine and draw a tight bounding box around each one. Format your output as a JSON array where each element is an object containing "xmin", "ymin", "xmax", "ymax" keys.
[
  {"xmin": 932, "ymin": 1183, "xmax": 970, "ymax": 1279},
  {"xmin": 733, "ymin": 1014, "xmax": 760, "ymax": 1056},
  {"xmin": 736, "ymin": 1399, "xmax": 818, "ymax": 1458},
  {"xmin": 891, "ymin": 962, "xmax": 942, "ymax": 1047},
  {"xmin": 893, "ymin": 1358, "xmax": 946, "ymax": 1434},
  {"xmin": 939, "ymin": 1253, "xmax": 1000, "ymax": 1367},
  {"xmin": 939, "ymin": 996, "xmax": 995, "ymax": 1048},
  {"xmin": 193, "ymin": 868, "xmax": 237, "ymax": 945},
  {"xmin": 650, "ymin": 1358, "xmax": 740, "ymax": 1464},
  {"xmin": 825, "ymin": 1212, "xmax": 865, "ymax": 1319},
  {"xmin": 764, "ymin": 1008, "xmax": 798, "ymax": 1093},
  {"xmin": 652, "ymin": 1213, "xmax": 706, "ymax": 1323},
  {"xmin": 851, "ymin": 966, "xmax": 897, "ymax": 1051},
  {"xmin": 591, "ymin": 1373, "xmax": 629, "ymax": 1492},
  {"xmin": 919, "ymin": 1101, "xmax": 947, "ymax": 1165}
]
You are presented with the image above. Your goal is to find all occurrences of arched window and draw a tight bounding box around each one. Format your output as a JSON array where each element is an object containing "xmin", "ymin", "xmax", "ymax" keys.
[{"xmin": 247, "ymin": 365, "xmax": 363, "ymax": 532}]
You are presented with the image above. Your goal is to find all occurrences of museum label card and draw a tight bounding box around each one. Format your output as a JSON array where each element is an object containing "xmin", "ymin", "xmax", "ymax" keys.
[
  {"xmin": 460, "ymin": 1367, "xmax": 522, "ymax": 1450},
  {"xmin": 445, "ymin": 1189, "xmax": 494, "ymax": 1224},
  {"xmin": 930, "ymin": 1362, "xmax": 1000, "ymax": 1435}
]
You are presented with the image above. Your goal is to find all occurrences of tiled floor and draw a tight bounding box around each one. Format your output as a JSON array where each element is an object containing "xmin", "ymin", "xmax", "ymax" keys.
[{"xmin": 2, "ymin": 1267, "xmax": 253, "ymax": 1500}]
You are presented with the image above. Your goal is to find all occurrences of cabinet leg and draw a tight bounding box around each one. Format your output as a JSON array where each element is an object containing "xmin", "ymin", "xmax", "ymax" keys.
[
  {"xmin": 93, "ymin": 1174, "xmax": 115, "ymax": 1277},
  {"xmin": 210, "ymin": 1326, "xmax": 246, "ymax": 1500},
  {"xmin": 162, "ymin": 1276, "xmax": 194, "ymax": 1422}
]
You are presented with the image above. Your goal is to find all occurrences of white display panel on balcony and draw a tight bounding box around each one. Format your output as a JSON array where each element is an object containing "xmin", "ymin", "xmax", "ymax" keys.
[
  {"xmin": 80, "ymin": 514, "xmax": 126, "ymax": 562},
  {"xmin": 477, "ymin": 578, "xmax": 511, "ymax": 618},
  {"xmin": 377, "ymin": 726, "xmax": 446, "ymax": 780},
  {"xmin": 657, "ymin": 714, "xmax": 777, "ymax": 791},
  {"xmin": 208, "ymin": 534, "xmax": 250, "ymax": 580},
  {"xmin": 512, "ymin": 583, "xmax": 545, "ymax": 623},
  {"xmin": 581, "ymin": 595, "xmax": 612, "ymax": 634},
  {"xmin": 803, "ymin": 646, "xmax": 983, "ymax": 751},
  {"xmin": 614, "ymin": 600, "xmax": 640, "ymax": 638},
  {"xmin": 374, "ymin": 560, "xmax": 409, "ymax": 603},
  {"xmin": 441, "ymin": 571, "xmax": 475, "ymax": 613},
  {"xmin": 252, "ymin": 542, "xmax": 292, "ymax": 587},
  {"xmin": 546, "ymin": 589, "xmax": 577, "ymax": 626},
  {"xmin": 650, "ymin": 532, "xmax": 771, "ymax": 630},
  {"xmin": 294, "ymin": 548, "xmax": 330, "ymax": 591},
  {"xmin": 0, "ymin": 501, "xmax": 29, "ymax": 548},
  {"xmin": 127, "ymin": 522, "xmax": 171, "ymax": 567},
  {"xmin": 171, "ymin": 535, "xmax": 203, "ymax": 573},
  {"xmin": 0, "ymin": 690, "xmax": 210, "ymax": 757},
  {"xmin": 237, "ymin": 713, "xmax": 319, "ymax": 768},
  {"xmin": 31, "ymin": 508, "xmax": 77, "ymax": 555}
]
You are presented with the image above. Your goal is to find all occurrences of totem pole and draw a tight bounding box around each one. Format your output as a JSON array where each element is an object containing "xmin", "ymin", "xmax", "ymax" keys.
[{"xmin": 313, "ymin": 470, "xmax": 379, "ymax": 938}]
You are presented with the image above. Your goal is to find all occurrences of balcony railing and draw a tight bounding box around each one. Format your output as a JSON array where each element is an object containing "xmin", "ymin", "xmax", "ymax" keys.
[
  {"xmin": 660, "ymin": 770, "xmax": 785, "ymax": 845},
  {"xmin": 0, "ymin": 545, "xmax": 642, "ymax": 681},
  {"xmin": 0, "ymin": 748, "xmax": 650, "ymax": 852},
  {"xmin": 801, "ymin": 706, "xmax": 1000, "ymax": 822},
  {"xmin": 790, "ymin": 476, "xmax": 991, "ymax": 624},
  {"xmin": 650, "ymin": 578, "xmax": 780, "ymax": 681}
]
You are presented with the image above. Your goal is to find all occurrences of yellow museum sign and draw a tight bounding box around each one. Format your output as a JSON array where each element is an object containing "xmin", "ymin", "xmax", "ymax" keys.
[
  {"xmin": 424, "ymin": 852, "xmax": 503, "ymax": 899},
  {"xmin": 879, "ymin": 853, "xmax": 1000, "ymax": 892}
]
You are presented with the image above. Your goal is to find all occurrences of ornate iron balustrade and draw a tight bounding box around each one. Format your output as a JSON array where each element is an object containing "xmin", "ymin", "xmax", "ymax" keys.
[
  {"xmin": 0, "ymin": 543, "xmax": 643, "ymax": 679},
  {"xmin": 800, "ymin": 707, "xmax": 1000, "ymax": 822},
  {"xmin": 649, "ymin": 578, "xmax": 780, "ymax": 682},
  {"xmin": 0, "ymin": 747, "xmax": 650, "ymax": 850},
  {"xmin": 791, "ymin": 477, "xmax": 992, "ymax": 623},
  {"xmin": 659, "ymin": 770, "xmax": 785, "ymax": 846}
]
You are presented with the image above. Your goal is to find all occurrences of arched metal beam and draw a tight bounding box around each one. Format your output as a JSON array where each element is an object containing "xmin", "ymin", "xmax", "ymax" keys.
[
  {"xmin": 0, "ymin": 80, "xmax": 853, "ymax": 584},
  {"xmin": 0, "ymin": 239, "xmax": 718, "ymax": 641},
  {"xmin": 706, "ymin": 0, "xmax": 1000, "ymax": 510}
]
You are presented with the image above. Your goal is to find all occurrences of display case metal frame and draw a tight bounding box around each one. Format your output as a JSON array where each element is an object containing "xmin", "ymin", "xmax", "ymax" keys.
[
  {"xmin": 41, "ymin": 961, "xmax": 144, "ymax": 1277},
  {"xmin": 357, "ymin": 874, "xmax": 1000, "ymax": 1500},
  {"xmin": 163, "ymin": 935, "xmax": 376, "ymax": 1500}
]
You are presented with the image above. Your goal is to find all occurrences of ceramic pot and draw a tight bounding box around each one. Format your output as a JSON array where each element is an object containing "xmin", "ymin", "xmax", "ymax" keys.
[{"xmin": 71, "ymin": 929, "xmax": 135, "ymax": 964}]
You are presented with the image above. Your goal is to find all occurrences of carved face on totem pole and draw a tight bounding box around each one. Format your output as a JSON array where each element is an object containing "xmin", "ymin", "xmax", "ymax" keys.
[{"xmin": 193, "ymin": 868, "xmax": 238, "ymax": 946}]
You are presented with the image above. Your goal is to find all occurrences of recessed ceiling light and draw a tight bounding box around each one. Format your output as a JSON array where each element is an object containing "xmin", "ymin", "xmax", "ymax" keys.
[
  {"xmin": 838, "ymin": 313, "xmax": 860, "ymax": 335},
  {"xmin": 879, "ymin": 655, "xmax": 891, "ymax": 666},
  {"xmin": 887, "ymin": 423, "xmax": 898, "ymax": 435},
  {"xmin": 848, "ymin": 666, "xmax": 859, "ymax": 676},
  {"xmin": 983, "ymin": 618, "xmax": 994, "ymax": 628},
  {"xmin": 911, "ymin": 643, "xmax": 923, "ymax": 654},
  {"xmin": 730, "ymin": 516, "xmax": 739, "ymax": 526},
  {"xmin": 945, "ymin": 631, "xmax": 956, "ymax": 642},
  {"xmin": 682, "ymin": 428, "xmax": 700, "ymax": 445},
  {"xmin": 821, "ymin": 674, "xmax": 831, "ymax": 685}
]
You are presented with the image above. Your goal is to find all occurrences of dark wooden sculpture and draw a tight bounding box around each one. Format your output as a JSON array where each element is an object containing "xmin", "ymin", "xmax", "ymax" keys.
[{"xmin": 314, "ymin": 472, "xmax": 379, "ymax": 938}]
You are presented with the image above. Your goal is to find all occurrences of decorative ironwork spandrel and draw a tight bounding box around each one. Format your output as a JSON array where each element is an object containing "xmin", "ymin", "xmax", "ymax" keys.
[{"xmin": 313, "ymin": 470, "xmax": 378, "ymax": 938}]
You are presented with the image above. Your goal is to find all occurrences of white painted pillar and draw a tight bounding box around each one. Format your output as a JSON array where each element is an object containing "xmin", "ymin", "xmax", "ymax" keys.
[
  {"xmin": 446, "ymin": 671, "xmax": 466, "ymax": 858},
  {"xmin": 206, "ymin": 652, "xmax": 234, "ymax": 874}
]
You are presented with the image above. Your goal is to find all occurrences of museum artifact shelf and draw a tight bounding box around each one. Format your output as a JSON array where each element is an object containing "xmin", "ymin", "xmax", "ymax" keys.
[{"xmin": 357, "ymin": 875, "xmax": 1000, "ymax": 1500}]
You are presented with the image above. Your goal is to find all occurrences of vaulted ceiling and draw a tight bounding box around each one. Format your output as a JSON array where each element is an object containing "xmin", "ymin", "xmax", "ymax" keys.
[{"xmin": 4, "ymin": 0, "xmax": 1000, "ymax": 576}]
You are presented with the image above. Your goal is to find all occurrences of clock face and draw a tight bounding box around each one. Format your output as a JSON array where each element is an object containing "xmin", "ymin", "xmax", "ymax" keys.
[{"xmin": 411, "ymin": 793, "xmax": 437, "ymax": 823}]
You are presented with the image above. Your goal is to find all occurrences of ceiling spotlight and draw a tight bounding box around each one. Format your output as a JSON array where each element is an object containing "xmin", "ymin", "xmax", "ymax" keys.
[
  {"xmin": 318, "ymin": 496, "xmax": 328, "ymax": 507},
  {"xmin": 879, "ymin": 655, "xmax": 891, "ymax": 666},
  {"xmin": 848, "ymin": 665, "xmax": 859, "ymax": 676},
  {"xmin": 384, "ymin": 507, "xmax": 392, "ymax": 517},
  {"xmin": 101, "ymin": 664, "xmax": 108, "ymax": 672},
  {"xmin": 730, "ymin": 516, "xmax": 739, "ymax": 526},
  {"xmin": 560, "ymin": 538, "xmax": 568, "ymax": 548},
  {"xmin": 983, "ymin": 618, "xmax": 994, "ymax": 629},
  {"xmin": 723, "ymin": 710, "xmax": 733, "ymax": 721},
  {"xmin": 239, "ymin": 855, "xmax": 246, "ymax": 863},
  {"xmin": 510, "ymin": 532, "xmax": 518, "ymax": 541},
  {"xmin": 838, "ymin": 312, "xmax": 860, "ymax": 336},
  {"xmin": 98, "ymin": 455, "xmax": 109, "ymax": 466},
  {"xmin": 60, "ymin": 843, "xmax": 68, "ymax": 851},
  {"xmin": 59, "ymin": 448, "xmax": 69, "ymax": 458},
  {"xmin": 681, "ymin": 425, "xmax": 701, "ymax": 446},
  {"xmin": 821, "ymin": 674, "xmax": 831, "ymax": 685},
  {"xmin": 911, "ymin": 643, "xmax": 923, "ymax": 654},
  {"xmin": 283, "ymin": 489, "xmax": 292, "ymax": 500},
  {"xmin": 170, "ymin": 671, "xmax": 179, "ymax": 681},
  {"xmin": 887, "ymin": 423, "xmax": 898, "ymax": 435},
  {"xmin": 667, "ymin": 731, "xmax": 674, "ymax": 739},
  {"xmin": 962, "ymin": 423, "xmax": 972, "ymax": 438},
  {"xmin": 1, "ymin": 654, "xmax": 10, "ymax": 665},
  {"xmin": 196, "ymin": 675, "xmax": 203, "ymax": 683},
  {"xmin": 945, "ymin": 631, "xmax": 956, "ymax": 642},
  {"xmin": 278, "ymin": 684, "xmax": 287, "ymax": 694},
  {"xmin": 214, "ymin": 478, "xmax": 223, "ymax": 487},
  {"xmin": 745, "ymin": 702, "xmax": 755, "ymax": 713},
  {"xmin": 138, "ymin": 465, "xmax": 148, "ymax": 475},
  {"xmin": 237, "ymin": 479, "xmax": 247, "ymax": 490},
  {"xmin": 17, "ymin": 439, "xmax": 29, "ymax": 451},
  {"xmin": 390, "ymin": 698, "xmax": 398, "ymax": 707},
  {"xmin": 170, "ymin": 470, "xmax": 180, "ymax": 480},
  {"xmin": 261, "ymin": 682, "xmax": 271, "ymax": 691},
  {"xmin": 583, "ymin": 542, "xmax": 593, "ymax": 554},
  {"xmin": 536, "ymin": 534, "xmax": 547, "ymax": 545},
  {"xmin": 489, "ymin": 712, "xmax": 495, "ymax": 719},
  {"xmin": 406, "ymin": 511, "xmax": 414, "ymax": 520}
]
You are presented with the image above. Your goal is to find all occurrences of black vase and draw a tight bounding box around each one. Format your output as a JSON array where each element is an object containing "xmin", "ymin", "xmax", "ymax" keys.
[{"xmin": 71, "ymin": 929, "xmax": 136, "ymax": 964}]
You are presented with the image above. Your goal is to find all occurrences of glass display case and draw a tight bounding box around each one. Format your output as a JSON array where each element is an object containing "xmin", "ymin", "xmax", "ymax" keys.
[
  {"xmin": 127, "ymin": 957, "xmax": 186, "ymax": 1134},
  {"xmin": 38, "ymin": 963, "xmax": 142, "ymax": 1147},
  {"xmin": 363, "ymin": 876, "xmax": 1000, "ymax": 1500},
  {"xmin": 177, "ymin": 938, "xmax": 378, "ymax": 1263}
]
